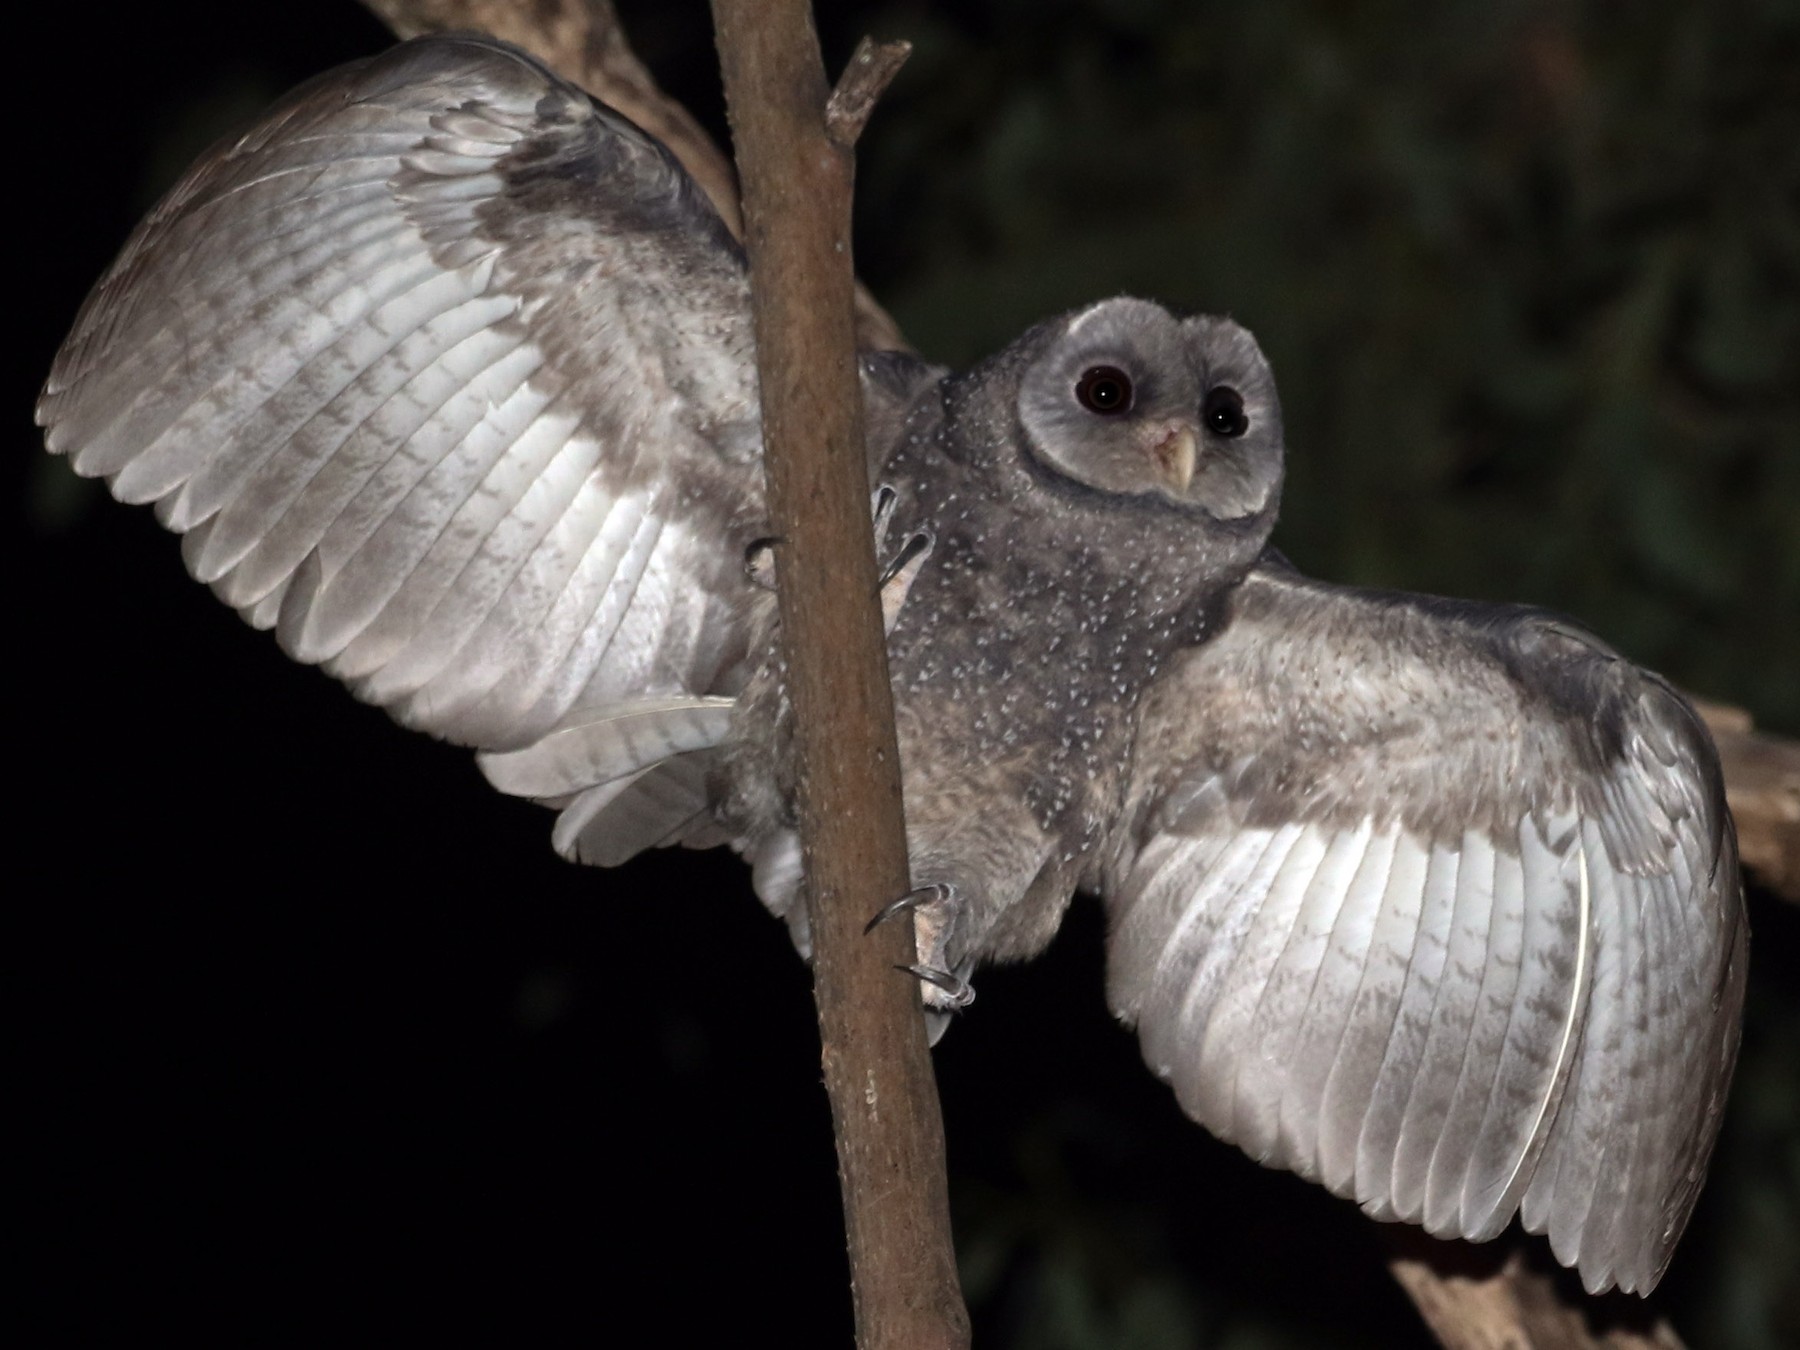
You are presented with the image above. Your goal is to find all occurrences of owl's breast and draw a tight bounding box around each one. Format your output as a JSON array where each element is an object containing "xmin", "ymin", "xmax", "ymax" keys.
[{"xmin": 882, "ymin": 509, "xmax": 1198, "ymax": 858}]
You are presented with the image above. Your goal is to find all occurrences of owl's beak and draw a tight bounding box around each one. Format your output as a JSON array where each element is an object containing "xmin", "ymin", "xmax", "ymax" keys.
[{"xmin": 1149, "ymin": 424, "xmax": 1198, "ymax": 495}]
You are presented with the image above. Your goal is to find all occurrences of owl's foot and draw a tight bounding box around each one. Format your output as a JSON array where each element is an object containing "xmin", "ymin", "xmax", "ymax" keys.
[
  {"xmin": 867, "ymin": 882, "xmax": 972, "ymax": 1011},
  {"xmin": 879, "ymin": 528, "xmax": 934, "ymax": 588},
  {"xmin": 868, "ymin": 481, "xmax": 935, "ymax": 633},
  {"xmin": 898, "ymin": 961, "xmax": 975, "ymax": 1009},
  {"xmin": 744, "ymin": 488, "xmax": 932, "ymax": 633},
  {"xmin": 863, "ymin": 880, "xmax": 956, "ymax": 933}
]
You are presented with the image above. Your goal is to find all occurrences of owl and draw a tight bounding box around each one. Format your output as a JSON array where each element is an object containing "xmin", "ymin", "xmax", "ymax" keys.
[{"xmin": 38, "ymin": 35, "xmax": 1744, "ymax": 1298}]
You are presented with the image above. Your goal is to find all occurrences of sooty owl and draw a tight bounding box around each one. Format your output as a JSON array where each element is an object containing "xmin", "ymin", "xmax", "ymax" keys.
[{"xmin": 39, "ymin": 35, "xmax": 1744, "ymax": 1298}]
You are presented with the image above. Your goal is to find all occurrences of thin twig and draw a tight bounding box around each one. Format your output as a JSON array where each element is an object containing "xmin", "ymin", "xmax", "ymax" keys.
[{"xmin": 825, "ymin": 36, "xmax": 913, "ymax": 147}]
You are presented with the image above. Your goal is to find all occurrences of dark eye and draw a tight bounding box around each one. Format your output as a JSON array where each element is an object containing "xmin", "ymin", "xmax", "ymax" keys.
[
  {"xmin": 1203, "ymin": 386, "xmax": 1248, "ymax": 437},
  {"xmin": 1076, "ymin": 366, "xmax": 1134, "ymax": 415}
]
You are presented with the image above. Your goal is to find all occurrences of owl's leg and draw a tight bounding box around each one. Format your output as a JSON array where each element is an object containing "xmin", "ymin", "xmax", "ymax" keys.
[
  {"xmin": 743, "ymin": 486, "xmax": 933, "ymax": 636},
  {"xmin": 867, "ymin": 882, "xmax": 974, "ymax": 1010}
]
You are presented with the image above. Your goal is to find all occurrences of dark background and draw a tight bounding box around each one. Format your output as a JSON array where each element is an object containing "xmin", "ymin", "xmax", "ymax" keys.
[{"xmin": 15, "ymin": 2, "xmax": 1797, "ymax": 1345}]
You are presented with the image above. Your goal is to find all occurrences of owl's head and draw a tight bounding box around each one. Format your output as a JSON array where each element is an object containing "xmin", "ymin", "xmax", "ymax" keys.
[{"xmin": 1015, "ymin": 298, "xmax": 1283, "ymax": 523}]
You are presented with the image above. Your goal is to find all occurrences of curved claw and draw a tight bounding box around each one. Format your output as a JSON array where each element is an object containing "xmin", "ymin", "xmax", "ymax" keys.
[
  {"xmin": 870, "ymin": 483, "xmax": 899, "ymax": 555},
  {"xmin": 871, "ymin": 482, "xmax": 898, "ymax": 531},
  {"xmin": 864, "ymin": 881, "xmax": 956, "ymax": 935},
  {"xmin": 896, "ymin": 963, "xmax": 976, "ymax": 1009},
  {"xmin": 877, "ymin": 527, "xmax": 935, "ymax": 636},
  {"xmin": 878, "ymin": 528, "xmax": 934, "ymax": 587}
]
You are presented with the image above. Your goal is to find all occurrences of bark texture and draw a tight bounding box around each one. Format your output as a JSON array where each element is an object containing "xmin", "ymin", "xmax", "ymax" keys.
[
  {"xmin": 1698, "ymin": 701, "xmax": 1800, "ymax": 902},
  {"xmin": 710, "ymin": 4, "xmax": 968, "ymax": 1348},
  {"xmin": 1388, "ymin": 1235, "xmax": 1685, "ymax": 1350}
]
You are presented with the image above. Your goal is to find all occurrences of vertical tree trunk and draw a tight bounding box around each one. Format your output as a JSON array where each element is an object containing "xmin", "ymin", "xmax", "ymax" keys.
[{"xmin": 710, "ymin": 5, "xmax": 969, "ymax": 1348}]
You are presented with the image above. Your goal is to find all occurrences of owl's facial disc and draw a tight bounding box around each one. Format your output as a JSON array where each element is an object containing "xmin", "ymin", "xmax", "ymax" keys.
[
  {"xmin": 1072, "ymin": 355, "xmax": 1200, "ymax": 495},
  {"xmin": 1017, "ymin": 298, "xmax": 1284, "ymax": 520},
  {"xmin": 1176, "ymin": 314, "xmax": 1285, "ymax": 522},
  {"xmin": 1016, "ymin": 300, "xmax": 1197, "ymax": 504}
]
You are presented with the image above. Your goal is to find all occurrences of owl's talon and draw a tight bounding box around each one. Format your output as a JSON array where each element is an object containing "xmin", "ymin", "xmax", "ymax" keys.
[
  {"xmin": 871, "ymin": 482, "xmax": 898, "ymax": 539},
  {"xmin": 864, "ymin": 881, "xmax": 957, "ymax": 934},
  {"xmin": 896, "ymin": 963, "xmax": 976, "ymax": 1009},
  {"xmin": 878, "ymin": 528, "xmax": 935, "ymax": 587},
  {"xmin": 873, "ymin": 883, "xmax": 971, "ymax": 1011},
  {"xmin": 870, "ymin": 483, "xmax": 899, "ymax": 555},
  {"xmin": 878, "ymin": 529, "xmax": 936, "ymax": 635}
]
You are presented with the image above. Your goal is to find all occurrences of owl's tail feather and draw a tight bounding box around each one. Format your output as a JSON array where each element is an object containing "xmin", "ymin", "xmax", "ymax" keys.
[
  {"xmin": 476, "ymin": 697, "xmax": 737, "ymax": 866},
  {"xmin": 549, "ymin": 753, "xmax": 727, "ymax": 866}
]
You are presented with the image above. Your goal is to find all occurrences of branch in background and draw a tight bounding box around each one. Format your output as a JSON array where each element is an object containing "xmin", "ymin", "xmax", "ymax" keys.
[
  {"xmin": 1696, "ymin": 702, "xmax": 1800, "ymax": 903},
  {"xmin": 1387, "ymin": 1234, "xmax": 1685, "ymax": 1350},
  {"xmin": 710, "ymin": 4, "xmax": 967, "ymax": 1348},
  {"xmin": 357, "ymin": 0, "xmax": 910, "ymax": 353}
]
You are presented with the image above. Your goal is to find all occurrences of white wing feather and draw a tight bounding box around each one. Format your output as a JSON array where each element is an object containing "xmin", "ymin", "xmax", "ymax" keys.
[
  {"xmin": 1105, "ymin": 563, "xmax": 1745, "ymax": 1295},
  {"xmin": 39, "ymin": 35, "xmax": 765, "ymax": 762}
]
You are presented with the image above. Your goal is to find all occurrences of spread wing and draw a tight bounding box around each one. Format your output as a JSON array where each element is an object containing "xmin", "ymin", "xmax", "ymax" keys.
[
  {"xmin": 1103, "ymin": 558, "xmax": 1747, "ymax": 1295},
  {"xmin": 39, "ymin": 34, "xmax": 765, "ymax": 752}
]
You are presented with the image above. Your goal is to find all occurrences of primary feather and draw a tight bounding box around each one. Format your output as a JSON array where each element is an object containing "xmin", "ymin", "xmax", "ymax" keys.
[
  {"xmin": 1103, "ymin": 562, "xmax": 1745, "ymax": 1293},
  {"xmin": 40, "ymin": 34, "xmax": 766, "ymax": 754}
]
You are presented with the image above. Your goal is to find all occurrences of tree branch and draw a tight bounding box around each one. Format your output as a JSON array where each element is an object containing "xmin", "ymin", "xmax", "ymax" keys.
[
  {"xmin": 824, "ymin": 36, "xmax": 913, "ymax": 147},
  {"xmin": 1696, "ymin": 701, "xmax": 1800, "ymax": 903},
  {"xmin": 709, "ymin": 4, "xmax": 967, "ymax": 1348},
  {"xmin": 1387, "ymin": 1235, "xmax": 1685, "ymax": 1350}
]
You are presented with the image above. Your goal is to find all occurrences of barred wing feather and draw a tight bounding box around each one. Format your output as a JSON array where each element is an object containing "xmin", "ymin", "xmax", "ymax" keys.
[
  {"xmin": 1104, "ymin": 560, "xmax": 1746, "ymax": 1294},
  {"xmin": 38, "ymin": 34, "xmax": 764, "ymax": 753}
]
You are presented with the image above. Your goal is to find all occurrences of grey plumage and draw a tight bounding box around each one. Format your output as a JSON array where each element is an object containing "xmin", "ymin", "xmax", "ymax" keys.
[
  {"xmin": 1104, "ymin": 559, "xmax": 1744, "ymax": 1293},
  {"xmin": 42, "ymin": 35, "xmax": 766, "ymax": 753},
  {"xmin": 38, "ymin": 33, "xmax": 1744, "ymax": 1298}
]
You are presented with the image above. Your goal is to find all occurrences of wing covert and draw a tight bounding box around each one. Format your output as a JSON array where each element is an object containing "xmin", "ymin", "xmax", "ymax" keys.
[
  {"xmin": 40, "ymin": 34, "xmax": 766, "ymax": 751},
  {"xmin": 1104, "ymin": 558, "xmax": 1746, "ymax": 1294}
]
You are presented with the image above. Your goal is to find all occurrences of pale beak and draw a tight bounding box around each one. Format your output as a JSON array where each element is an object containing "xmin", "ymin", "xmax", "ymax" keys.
[{"xmin": 1149, "ymin": 424, "xmax": 1198, "ymax": 495}]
